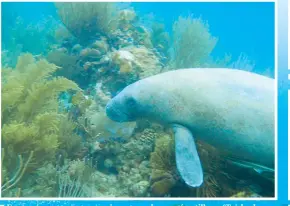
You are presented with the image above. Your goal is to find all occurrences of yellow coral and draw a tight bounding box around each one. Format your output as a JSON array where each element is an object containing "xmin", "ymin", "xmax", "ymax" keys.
[
  {"xmin": 1, "ymin": 53, "xmax": 83, "ymax": 196},
  {"xmin": 119, "ymin": 62, "xmax": 133, "ymax": 73},
  {"xmin": 231, "ymin": 191, "xmax": 247, "ymax": 197},
  {"xmin": 150, "ymin": 174, "xmax": 176, "ymax": 196}
]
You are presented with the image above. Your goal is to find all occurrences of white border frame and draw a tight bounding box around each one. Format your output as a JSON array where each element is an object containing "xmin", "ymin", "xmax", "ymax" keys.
[{"xmin": 0, "ymin": 0, "xmax": 277, "ymax": 201}]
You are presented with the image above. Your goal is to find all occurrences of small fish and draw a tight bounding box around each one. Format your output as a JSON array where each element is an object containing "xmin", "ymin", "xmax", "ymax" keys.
[
  {"xmin": 97, "ymin": 136, "xmax": 128, "ymax": 144},
  {"xmin": 97, "ymin": 137, "xmax": 109, "ymax": 144},
  {"xmin": 127, "ymin": 37, "xmax": 134, "ymax": 43},
  {"xmin": 109, "ymin": 136, "xmax": 128, "ymax": 143},
  {"xmin": 226, "ymin": 157, "xmax": 274, "ymax": 181}
]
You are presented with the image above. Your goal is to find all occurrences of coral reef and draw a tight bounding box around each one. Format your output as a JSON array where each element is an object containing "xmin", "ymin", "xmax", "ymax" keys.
[
  {"xmin": 46, "ymin": 6, "xmax": 165, "ymax": 94},
  {"xmin": 38, "ymin": 122, "xmax": 154, "ymax": 197},
  {"xmin": 2, "ymin": 5, "xmax": 168, "ymax": 80},
  {"xmin": 111, "ymin": 46, "xmax": 162, "ymax": 78}
]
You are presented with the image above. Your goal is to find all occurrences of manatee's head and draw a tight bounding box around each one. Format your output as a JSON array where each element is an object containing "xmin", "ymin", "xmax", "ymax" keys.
[{"xmin": 106, "ymin": 81, "xmax": 147, "ymax": 122}]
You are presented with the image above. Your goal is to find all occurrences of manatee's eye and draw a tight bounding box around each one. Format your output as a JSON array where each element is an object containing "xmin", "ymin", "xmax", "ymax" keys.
[{"xmin": 126, "ymin": 97, "xmax": 137, "ymax": 108}]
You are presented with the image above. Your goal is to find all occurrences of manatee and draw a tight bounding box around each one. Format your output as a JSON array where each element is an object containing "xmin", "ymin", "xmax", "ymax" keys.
[{"xmin": 105, "ymin": 68, "xmax": 275, "ymax": 187}]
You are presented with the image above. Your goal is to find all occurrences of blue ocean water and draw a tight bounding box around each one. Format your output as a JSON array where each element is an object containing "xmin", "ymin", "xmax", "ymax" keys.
[
  {"xmin": 2, "ymin": 2, "xmax": 274, "ymax": 74},
  {"xmin": 132, "ymin": 2, "xmax": 275, "ymax": 72},
  {"xmin": 1, "ymin": 2, "xmax": 276, "ymax": 199}
]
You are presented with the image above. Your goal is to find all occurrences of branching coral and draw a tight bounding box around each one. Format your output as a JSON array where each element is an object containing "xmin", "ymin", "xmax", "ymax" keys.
[
  {"xmin": 58, "ymin": 172, "xmax": 86, "ymax": 197},
  {"xmin": 195, "ymin": 174, "xmax": 220, "ymax": 197},
  {"xmin": 1, "ymin": 53, "xmax": 83, "ymax": 197},
  {"xmin": 55, "ymin": 2, "xmax": 118, "ymax": 42},
  {"xmin": 57, "ymin": 159, "xmax": 94, "ymax": 197},
  {"xmin": 1, "ymin": 148, "xmax": 34, "ymax": 196},
  {"xmin": 188, "ymin": 140, "xmax": 224, "ymax": 197},
  {"xmin": 28, "ymin": 158, "xmax": 94, "ymax": 197},
  {"xmin": 172, "ymin": 15, "xmax": 217, "ymax": 68}
]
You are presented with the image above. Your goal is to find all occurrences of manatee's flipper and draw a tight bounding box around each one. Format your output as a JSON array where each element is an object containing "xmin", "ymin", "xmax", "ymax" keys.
[{"xmin": 172, "ymin": 124, "xmax": 203, "ymax": 187}]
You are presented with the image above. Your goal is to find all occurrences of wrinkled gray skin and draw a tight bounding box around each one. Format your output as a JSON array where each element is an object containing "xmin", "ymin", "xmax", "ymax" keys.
[{"xmin": 106, "ymin": 68, "xmax": 275, "ymax": 186}]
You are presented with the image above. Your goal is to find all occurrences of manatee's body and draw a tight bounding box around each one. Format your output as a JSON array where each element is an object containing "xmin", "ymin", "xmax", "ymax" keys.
[{"xmin": 106, "ymin": 68, "xmax": 275, "ymax": 187}]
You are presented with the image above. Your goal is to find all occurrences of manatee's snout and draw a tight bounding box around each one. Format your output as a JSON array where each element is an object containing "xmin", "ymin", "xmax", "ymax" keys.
[
  {"xmin": 105, "ymin": 98, "xmax": 129, "ymax": 122},
  {"xmin": 105, "ymin": 100, "xmax": 121, "ymax": 122}
]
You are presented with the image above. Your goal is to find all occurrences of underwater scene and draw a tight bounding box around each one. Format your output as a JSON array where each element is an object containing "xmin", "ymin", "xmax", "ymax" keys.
[{"xmin": 1, "ymin": 2, "xmax": 275, "ymax": 198}]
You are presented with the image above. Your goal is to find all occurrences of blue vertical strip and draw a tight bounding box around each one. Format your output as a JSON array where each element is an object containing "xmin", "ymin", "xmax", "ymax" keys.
[{"xmin": 278, "ymin": 0, "xmax": 289, "ymax": 202}]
